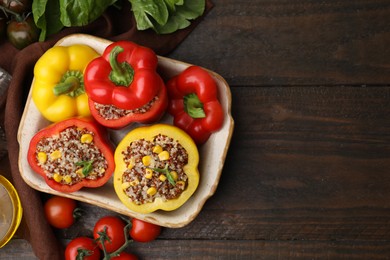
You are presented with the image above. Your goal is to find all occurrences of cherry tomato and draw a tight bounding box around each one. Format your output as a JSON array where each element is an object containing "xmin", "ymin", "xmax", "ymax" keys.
[
  {"xmin": 44, "ymin": 196, "xmax": 79, "ymax": 229},
  {"xmin": 130, "ymin": 218, "xmax": 161, "ymax": 243},
  {"xmin": 93, "ymin": 216, "xmax": 126, "ymax": 253},
  {"xmin": 111, "ymin": 252, "xmax": 139, "ymax": 260},
  {"xmin": 65, "ymin": 237, "xmax": 101, "ymax": 260},
  {"xmin": 0, "ymin": 0, "xmax": 31, "ymax": 14},
  {"xmin": 6, "ymin": 15, "xmax": 39, "ymax": 49}
]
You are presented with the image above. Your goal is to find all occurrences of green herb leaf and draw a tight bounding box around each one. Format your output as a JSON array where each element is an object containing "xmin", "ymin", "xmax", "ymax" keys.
[
  {"xmin": 129, "ymin": 0, "xmax": 204, "ymax": 34},
  {"xmin": 32, "ymin": 0, "xmax": 64, "ymax": 41},
  {"xmin": 75, "ymin": 160, "xmax": 94, "ymax": 176},
  {"xmin": 129, "ymin": 0, "xmax": 169, "ymax": 29},
  {"xmin": 152, "ymin": 0, "xmax": 205, "ymax": 34},
  {"xmin": 165, "ymin": 170, "xmax": 176, "ymax": 186},
  {"xmin": 164, "ymin": 0, "xmax": 184, "ymax": 12},
  {"xmin": 59, "ymin": 0, "xmax": 117, "ymax": 27},
  {"xmin": 32, "ymin": 0, "xmax": 116, "ymax": 41},
  {"xmin": 151, "ymin": 164, "xmax": 176, "ymax": 186}
]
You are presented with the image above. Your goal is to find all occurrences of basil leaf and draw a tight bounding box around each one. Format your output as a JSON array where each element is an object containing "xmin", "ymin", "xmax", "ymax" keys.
[
  {"xmin": 152, "ymin": 0, "xmax": 205, "ymax": 34},
  {"xmin": 75, "ymin": 160, "xmax": 94, "ymax": 176},
  {"xmin": 32, "ymin": 0, "xmax": 64, "ymax": 41},
  {"xmin": 129, "ymin": 0, "xmax": 169, "ymax": 29},
  {"xmin": 32, "ymin": 0, "xmax": 47, "ymax": 41},
  {"xmin": 59, "ymin": 0, "xmax": 117, "ymax": 27},
  {"xmin": 164, "ymin": 0, "xmax": 184, "ymax": 12}
]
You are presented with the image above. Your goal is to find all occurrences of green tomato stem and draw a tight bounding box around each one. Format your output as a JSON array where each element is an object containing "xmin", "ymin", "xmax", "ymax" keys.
[
  {"xmin": 76, "ymin": 248, "xmax": 93, "ymax": 260},
  {"xmin": 0, "ymin": 6, "xmax": 23, "ymax": 22},
  {"xmin": 105, "ymin": 222, "xmax": 133, "ymax": 260},
  {"xmin": 72, "ymin": 207, "xmax": 83, "ymax": 221}
]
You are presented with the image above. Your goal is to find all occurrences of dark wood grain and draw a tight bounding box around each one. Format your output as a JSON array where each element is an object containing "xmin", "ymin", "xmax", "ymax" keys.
[
  {"xmin": 3, "ymin": 238, "xmax": 390, "ymax": 259},
  {"xmin": 171, "ymin": 0, "xmax": 390, "ymax": 86},
  {"xmin": 3, "ymin": 0, "xmax": 390, "ymax": 259}
]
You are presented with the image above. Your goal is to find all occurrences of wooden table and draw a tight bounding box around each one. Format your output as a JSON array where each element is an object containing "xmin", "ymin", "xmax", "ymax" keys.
[{"xmin": 2, "ymin": 0, "xmax": 390, "ymax": 259}]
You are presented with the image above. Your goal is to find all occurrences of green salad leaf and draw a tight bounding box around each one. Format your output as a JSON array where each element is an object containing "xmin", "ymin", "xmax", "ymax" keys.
[
  {"xmin": 32, "ymin": 0, "xmax": 205, "ymax": 41},
  {"xmin": 129, "ymin": 0, "xmax": 169, "ymax": 29},
  {"xmin": 32, "ymin": 0, "xmax": 64, "ymax": 41},
  {"xmin": 32, "ymin": 0, "xmax": 116, "ymax": 41},
  {"xmin": 130, "ymin": 0, "xmax": 205, "ymax": 34},
  {"xmin": 60, "ymin": 0, "xmax": 117, "ymax": 26},
  {"xmin": 164, "ymin": 0, "xmax": 184, "ymax": 12}
]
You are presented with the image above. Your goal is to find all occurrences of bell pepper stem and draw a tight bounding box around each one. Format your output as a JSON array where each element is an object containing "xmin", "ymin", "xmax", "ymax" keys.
[
  {"xmin": 53, "ymin": 76, "xmax": 80, "ymax": 96},
  {"xmin": 184, "ymin": 93, "xmax": 206, "ymax": 118},
  {"xmin": 109, "ymin": 46, "xmax": 134, "ymax": 86},
  {"xmin": 53, "ymin": 71, "xmax": 85, "ymax": 97}
]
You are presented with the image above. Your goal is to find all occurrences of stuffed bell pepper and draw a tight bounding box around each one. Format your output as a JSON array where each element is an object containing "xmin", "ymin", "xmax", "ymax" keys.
[
  {"xmin": 27, "ymin": 117, "xmax": 115, "ymax": 193},
  {"xmin": 84, "ymin": 41, "xmax": 168, "ymax": 129},
  {"xmin": 114, "ymin": 124, "xmax": 199, "ymax": 213},
  {"xmin": 32, "ymin": 44, "xmax": 100, "ymax": 122},
  {"xmin": 167, "ymin": 66, "xmax": 224, "ymax": 145}
]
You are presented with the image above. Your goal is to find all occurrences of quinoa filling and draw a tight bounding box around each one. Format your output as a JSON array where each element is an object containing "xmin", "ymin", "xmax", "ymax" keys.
[
  {"xmin": 35, "ymin": 126, "xmax": 108, "ymax": 186},
  {"xmin": 94, "ymin": 96, "xmax": 158, "ymax": 120},
  {"xmin": 121, "ymin": 134, "xmax": 189, "ymax": 205}
]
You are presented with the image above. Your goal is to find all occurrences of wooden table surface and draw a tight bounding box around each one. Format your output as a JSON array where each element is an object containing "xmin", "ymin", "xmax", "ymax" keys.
[{"xmin": 2, "ymin": 0, "xmax": 390, "ymax": 259}]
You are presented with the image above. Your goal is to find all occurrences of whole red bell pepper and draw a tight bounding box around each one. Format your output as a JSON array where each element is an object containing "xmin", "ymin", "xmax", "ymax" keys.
[
  {"xmin": 167, "ymin": 66, "xmax": 224, "ymax": 145},
  {"xmin": 27, "ymin": 117, "xmax": 115, "ymax": 193},
  {"xmin": 84, "ymin": 41, "xmax": 167, "ymax": 129}
]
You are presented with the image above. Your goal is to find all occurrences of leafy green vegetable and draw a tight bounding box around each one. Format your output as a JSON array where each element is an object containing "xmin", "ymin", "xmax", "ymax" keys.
[
  {"xmin": 164, "ymin": 0, "xmax": 184, "ymax": 12},
  {"xmin": 59, "ymin": 0, "xmax": 117, "ymax": 27},
  {"xmin": 130, "ymin": 0, "xmax": 205, "ymax": 34},
  {"xmin": 32, "ymin": 0, "xmax": 64, "ymax": 41},
  {"xmin": 32, "ymin": 0, "xmax": 116, "ymax": 41},
  {"xmin": 32, "ymin": 0, "xmax": 205, "ymax": 41},
  {"xmin": 130, "ymin": 0, "xmax": 169, "ymax": 30}
]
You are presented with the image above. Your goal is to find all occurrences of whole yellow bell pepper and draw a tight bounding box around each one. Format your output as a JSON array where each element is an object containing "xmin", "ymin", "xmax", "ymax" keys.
[
  {"xmin": 32, "ymin": 44, "xmax": 100, "ymax": 122},
  {"xmin": 114, "ymin": 124, "xmax": 200, "ymax": 213}
]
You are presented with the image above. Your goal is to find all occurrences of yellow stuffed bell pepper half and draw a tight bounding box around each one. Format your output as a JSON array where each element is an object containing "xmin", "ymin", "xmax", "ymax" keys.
[
  {"xmin": 114, "ymin": 124, "xmax": 200, "ymax": 214},
  {"xmin": 32, "ymin": 44, "xmax": 100, "ymax": 122}
]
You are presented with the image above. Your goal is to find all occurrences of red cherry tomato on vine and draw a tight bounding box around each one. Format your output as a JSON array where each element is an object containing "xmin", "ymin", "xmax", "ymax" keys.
[
  {"xmin": 130, "ymin": 218, "xmax": 161, "ymax": 243},
  {"xmin": 44, "ymin": 196, "xmax": 79, "ymax": 229},
  {"xmin": 7, "ymin": 15, "xmax": 39, "ymax": 49},
  {"xmin": 65, "ymin": 237, "xmax": 101, "ymax": 260},
  {"xmin": 93, "ymin": 216, "xmax": 126, "ymax": 253},
  {"xmin": 111, "ymin": 252, "xmax": 139, "ymax": 260}
]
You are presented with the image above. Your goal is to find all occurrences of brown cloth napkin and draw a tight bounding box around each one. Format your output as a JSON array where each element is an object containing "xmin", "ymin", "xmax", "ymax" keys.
[{"xmin": 0, "ymin": 1, "xmax": 213, "ymax": 259}]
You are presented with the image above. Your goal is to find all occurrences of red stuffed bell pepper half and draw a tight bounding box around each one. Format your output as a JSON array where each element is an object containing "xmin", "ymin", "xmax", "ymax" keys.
[
  {"xmin": 167, "ymin": 66, "xmax": 224, "ymax": 145},
  {"xmin": 84, "ymin": 41, "xmax": 168, "ymax": 129},
  {"xmin": 27, "ymin": 117, "xmax": 115, "ymax": 193}
]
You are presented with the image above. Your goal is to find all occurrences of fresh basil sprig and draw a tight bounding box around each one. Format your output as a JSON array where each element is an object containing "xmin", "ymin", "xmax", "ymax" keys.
[
  {"xmin": 32, "ymin": 0, "xmax": 206, "ymax": 41},
  {"xmin": 32, "ymin": 0, "xmax": 117, "ymax": 41},
  {"xmin": 130, "ymin": 0, "xmax": 205, "ymax": 34},
  {"xmin": 75, "ymin": 160, "xmax": 94, "ymax": 176}
]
